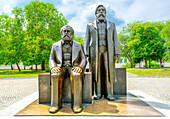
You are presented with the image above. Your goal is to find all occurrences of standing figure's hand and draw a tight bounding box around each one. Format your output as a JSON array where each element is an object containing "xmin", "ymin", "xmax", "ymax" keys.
[
  {"xmin": 72, "ymin": 66, "xmax": 82, "ymax": 73},
  {"xmin": 115, "ymin": 54, "xmax": 120, "ymax": 63},
  {"xmin": 86, "ymin": 55, "xmax": 89, "ymax": 62}
]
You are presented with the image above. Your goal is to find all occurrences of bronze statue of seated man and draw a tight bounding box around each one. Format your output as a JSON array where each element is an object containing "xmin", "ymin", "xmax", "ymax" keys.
[{"xmin": 49, "ymin": 25, "xmax": 87, "ymax": 113}]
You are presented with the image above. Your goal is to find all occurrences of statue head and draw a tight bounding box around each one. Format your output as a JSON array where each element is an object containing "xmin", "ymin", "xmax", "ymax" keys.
[
  {"xmin": 60, "ymin": 25, "xmax": 74, "ymax": 42},
  {"xmin": 95, "ymin": 5, "xmax": 106, "ymax": 21}
]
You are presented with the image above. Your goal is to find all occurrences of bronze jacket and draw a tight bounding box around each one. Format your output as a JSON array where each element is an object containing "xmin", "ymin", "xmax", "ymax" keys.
[
  {"xmin": 49, "ymin": 40, "xmax": 86, "ymax": 70},
  {"xmin": 85, "ymin": 20, "xmax": 119, "ymax": 83}
]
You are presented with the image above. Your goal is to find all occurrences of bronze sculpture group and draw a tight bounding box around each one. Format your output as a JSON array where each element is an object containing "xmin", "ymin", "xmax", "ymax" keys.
[{"xmin": 49, "ymin": 5, "xmax": 119, "ymax": 113}]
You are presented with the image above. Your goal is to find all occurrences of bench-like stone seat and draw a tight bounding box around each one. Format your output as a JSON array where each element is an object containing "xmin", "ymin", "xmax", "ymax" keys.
[{"xmin": 39, "ymin": 68, "xmax": 126, "ymax": 104}]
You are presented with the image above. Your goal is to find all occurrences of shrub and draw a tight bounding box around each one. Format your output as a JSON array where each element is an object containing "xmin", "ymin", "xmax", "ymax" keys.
[
  {"xmin": 121, "ymin": 62, "xmax": 131, "ymax": 68},
  {"xmin": 143, "ymin": 62, "xmax": 160, "ymax": 68}
]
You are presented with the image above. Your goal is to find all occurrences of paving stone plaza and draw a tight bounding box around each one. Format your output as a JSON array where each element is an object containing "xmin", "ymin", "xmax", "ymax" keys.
[{"xmin": 0, "ymin": 73, "xmax": 169, "ymax": 117}]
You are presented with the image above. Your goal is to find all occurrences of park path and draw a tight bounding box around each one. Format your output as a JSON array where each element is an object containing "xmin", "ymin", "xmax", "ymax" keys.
[
  {"xmin": 127, "ymin": 72, "xmax": 170, "ymax": 105},
  {"xmin": 0, "ymin": 74, "xmax": 169, "ymax": 111},
  {"xmin": 0, "ymin": 77, "xmax": 38, "ymax": 111}
]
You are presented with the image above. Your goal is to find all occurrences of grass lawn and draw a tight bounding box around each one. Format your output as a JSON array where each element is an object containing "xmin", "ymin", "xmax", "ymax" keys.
[
  {"xmin": 127, "ymin": 68, "xmax": 170, "ymax": 77},
  {"xmin": 1, "ymin": 68, "xmax": 170, "ymax": 78},
  {"xmin": 0, "ymin": 69, "xmax": 49, "ymax": 78}
]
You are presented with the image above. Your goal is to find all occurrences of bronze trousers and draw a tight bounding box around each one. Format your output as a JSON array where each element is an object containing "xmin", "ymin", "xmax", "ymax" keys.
[
  {"xmin": 95, "ymin": 45, "xmax": 114, "ymax": 98},
  {"xmin": 51, "ymin": 67, "xmax": 82, "ymax": 109}
]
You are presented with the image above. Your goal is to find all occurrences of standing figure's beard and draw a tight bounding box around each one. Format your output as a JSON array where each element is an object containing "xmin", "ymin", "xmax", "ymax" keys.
[{"xmin": 96, "ymin": 13, "xmax": 106, "ymax": 20}]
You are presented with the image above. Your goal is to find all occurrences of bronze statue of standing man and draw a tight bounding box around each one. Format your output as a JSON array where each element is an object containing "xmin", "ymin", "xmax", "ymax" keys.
[{"xmin": 85, "ymin": 5, "xmax": 119, "ymax": 100}]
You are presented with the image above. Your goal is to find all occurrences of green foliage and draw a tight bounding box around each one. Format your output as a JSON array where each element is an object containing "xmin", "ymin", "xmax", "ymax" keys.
[
  {"xmin": 118, "ymin": 21, "xmax": 142, "ymax": 67},
  {"xmin": 119, "ymin": 21, "xmax": 167, "ymax": 67},
  {"xmin": 142, "ymin": 62, "xmax": 161, "ymax": 68},
  {"xmin": 161, "ymin": 20, "xmax": 170, "ymax": 62},
  {"xmin": 0, "ymin": 1, "xmax": 68, "ymax": 70},
  {"xmin": 0, "ymin": 8, "xmax": 25, "ymax": 71},
  {"xmin": 130, "ymin": 22, "xmax": 165, "ymax": 62},
  {"xmin": 24, "ymin": 1, "xmax": 68, "ymax": 69},
  {"xmin": 120, "ymin": 62, "xmax": 135, "ymax": 68},
  {"xmin": 73, "ymin": 35, "xmax": 84, "ymax": 47}
]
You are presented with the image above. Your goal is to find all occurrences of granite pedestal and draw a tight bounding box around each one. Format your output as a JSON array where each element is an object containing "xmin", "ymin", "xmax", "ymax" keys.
[
  {"xmin": 39, "ymin": 72, "xmax": 92, "ymax": 103},
  {"xmin": 39, "ymin": 68, "xmax": 126, "ymax": 104}
]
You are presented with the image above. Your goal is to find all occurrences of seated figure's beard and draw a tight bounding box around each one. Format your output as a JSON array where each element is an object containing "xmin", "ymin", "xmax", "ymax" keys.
[
  {"xmin": 63, "ymin": 35, "xmax": 71, "ymax": 41},
  {"xmin": 97, "ymin": 14, "xmax": 105, "ymax": 20}
]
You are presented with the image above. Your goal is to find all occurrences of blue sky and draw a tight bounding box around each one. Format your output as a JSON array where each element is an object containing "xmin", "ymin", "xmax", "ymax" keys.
[{"xmin": 0, "ymin": 0, "xmax": 170, "ymax": 37}]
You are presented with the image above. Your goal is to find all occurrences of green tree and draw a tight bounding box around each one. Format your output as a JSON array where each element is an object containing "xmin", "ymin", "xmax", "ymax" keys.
[
  {"xmin": 0, "ymin": 14, "xmax": 11, "ymax": 65},
  {"xmin": 118, "ymin": 21, "xmax": 142, "ymax": 68},
  {"xmin": 6, "ymin": 7, "xmax": 25, "ymax": 71},
  {"xmin": 24, "ymin": 1, "xmax": 68, "ymax": 70},
  {"xmin": 73, "ymin": 35, "xmax": 85, "ymax": 47},
  {"xmin": 0, "ymin": 11, "xmax": 25, "ymax": 71},
  {"xmin": 129, "ymin": 22, "xmax": 165, "ymax": 68},
  {"xmin": 161, "ymin": 20, "xmax": 170, "ymax": 62}
]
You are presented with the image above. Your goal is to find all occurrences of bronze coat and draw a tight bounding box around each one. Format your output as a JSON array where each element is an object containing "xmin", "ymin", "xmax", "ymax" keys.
[
  {"xmin": 85, "ymin": 20, "xmax": 119, "ymax": 83},
  {"xmin": 49, "ymin": 40, "xmax": 86, "ymax": 70}
]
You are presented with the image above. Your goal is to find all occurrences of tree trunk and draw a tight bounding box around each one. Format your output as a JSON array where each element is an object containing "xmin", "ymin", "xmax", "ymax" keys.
[
  {"xmin": 36, "ymin": 64, "xmax": 37, "ymax": 71},
  {"xmin": 139, "ymin": 61, "xmax": 141, "ymax": 68},
  {"xmin": 149, "ymin": 60, "xmax": 151, "ymax": 68},
  {"xmin": 160, "ymin": 58, "xmax": 162, "ymax": 66},
  {"xmin": 24, "ymin": 66, "xmax": 25, "ymax": 70},
  {"xmin": 130, "ymin": 59, "xmax": 133, "ymax": 68},
  {"xmin": 16, "ymin": 63, "xmax": 21, "ymax": 72},
  {"xmin": 11, "ymin": 65, "xmax": 13, "ymax": 70},
  {"xmin": 145, "ymin": 60, "xmax": 148, "ymax": 68},
  {"xmin": 41, "ymin": 61, "xmax": 45, "ymax": 71}
]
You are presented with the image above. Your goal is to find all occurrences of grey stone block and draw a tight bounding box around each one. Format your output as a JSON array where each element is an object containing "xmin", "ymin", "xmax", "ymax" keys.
[
  {"xmin": 39, "ymin": 74, "xmax": 51, "ymax": 103},
  {"xmin": 39, "ymin": 72, "xmax": 92, "ymax": 104},
  {"xmin": 39, "ymin": 68, "xmax": 126, "ymax": 104},
  {"xmin": 114, "ymin": 68, "xmax": 127, "ymax": 95}
]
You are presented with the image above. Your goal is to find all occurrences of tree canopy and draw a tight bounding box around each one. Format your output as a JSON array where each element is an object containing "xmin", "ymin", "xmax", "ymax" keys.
[
  {"xmin": 118, "ymin": 21, "xmax": 168, "ymax": 68},
  {"xmin": 0, "ymin": 1, "xmax": 68, "ymax": 71}
]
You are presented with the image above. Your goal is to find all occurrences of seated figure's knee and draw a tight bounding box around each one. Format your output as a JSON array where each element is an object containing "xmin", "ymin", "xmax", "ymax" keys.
[
  {"xmin": 51, "ymin": 67, "xmax": 63, "ymax": 77},
  {"xmin": 51, "ymin": 72, "xmax": 61, "ymax": 77},
  {"xmin": 51, "ymin": 71, "xmax": 63, "ymax": 79},
  {"xmin": 71, "ymin": 71, "xmax": 81, "ymax": 76}
]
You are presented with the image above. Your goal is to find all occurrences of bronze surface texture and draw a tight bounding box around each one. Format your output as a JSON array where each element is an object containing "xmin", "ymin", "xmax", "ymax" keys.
[{"xmin": 15, "ymin": 94, "xmax": 164, "ymax": 117}]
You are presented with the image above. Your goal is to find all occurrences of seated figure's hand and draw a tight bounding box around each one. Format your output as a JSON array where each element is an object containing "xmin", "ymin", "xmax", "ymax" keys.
[
  {"xmin": 51, "ymin": 67, "xmax": 61, "ymax": 75},
  {"xmin": 72, "ymin": 66, "xmax": 82, "ymax": 73}
]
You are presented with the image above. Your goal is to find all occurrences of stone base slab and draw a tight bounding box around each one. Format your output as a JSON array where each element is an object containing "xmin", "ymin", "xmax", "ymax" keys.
[
  {"xmin": 39, "ymin": 68, "xmax": 127, "ymax": 104},
  {"xmin": 39, "ymin": 72, "xmax": 92, "ymax": 103},
  {"xmin": 15, "ymin": 92, "xmax": 164, "ymax": 117}
]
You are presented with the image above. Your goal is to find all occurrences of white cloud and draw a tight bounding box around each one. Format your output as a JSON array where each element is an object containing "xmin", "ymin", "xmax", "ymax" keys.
[
  {"xmin": 0, "ymin": 0, "xmax": 19, "ymax": 14},
  {"xmin": 1, "ymin": 0, "xmax": 170, "ymax": 37},
  {"xmin": 62, "ymin": 0, "xmax": 77, "ymax": 4},
  {"xmin": 67, "ymin": 0, "xmax": 170, "ymax": 36},
  {"xmin": 115, "ymin": 0, "xmax": 170, "ymax": 24},
  {"xmin": 57, "ymin": 0, "xmax": 127, "ymax": 36},
  {"xmin": 2, "ymin": 5, "xmax": 12, "ymax": 14},
  {"xmin": 68, "ymin": 2, "xmax": 100, "ymax": 36}
]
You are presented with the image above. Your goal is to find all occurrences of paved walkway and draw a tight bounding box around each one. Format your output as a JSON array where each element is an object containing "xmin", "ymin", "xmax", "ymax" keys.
[
  {"xmin": 0, "ymin": 78, "xmax": 38, "ymax": 111},
  {"xmin": 0, "ymin": 74, "xmax": 169, "ymax": 111},
  {"xmin": 127, "ymin": 73, "xmax": 170, "ymax": 105}
]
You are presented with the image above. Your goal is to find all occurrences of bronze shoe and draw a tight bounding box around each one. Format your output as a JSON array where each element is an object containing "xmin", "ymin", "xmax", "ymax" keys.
[
  {"xmin": 94, "ymin": 93, "xmax": 102, "ymax": 100},
  {"xmin": 49, "ymin": 107, "xmax": 59, "ymax": 113},
  {"xmin": 73, "ymin": 107, "xmax": 82, "ymax": 113},
  {"xmin": 106, "ymin": 95, "xmax": 115, "ymax": 101}
]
